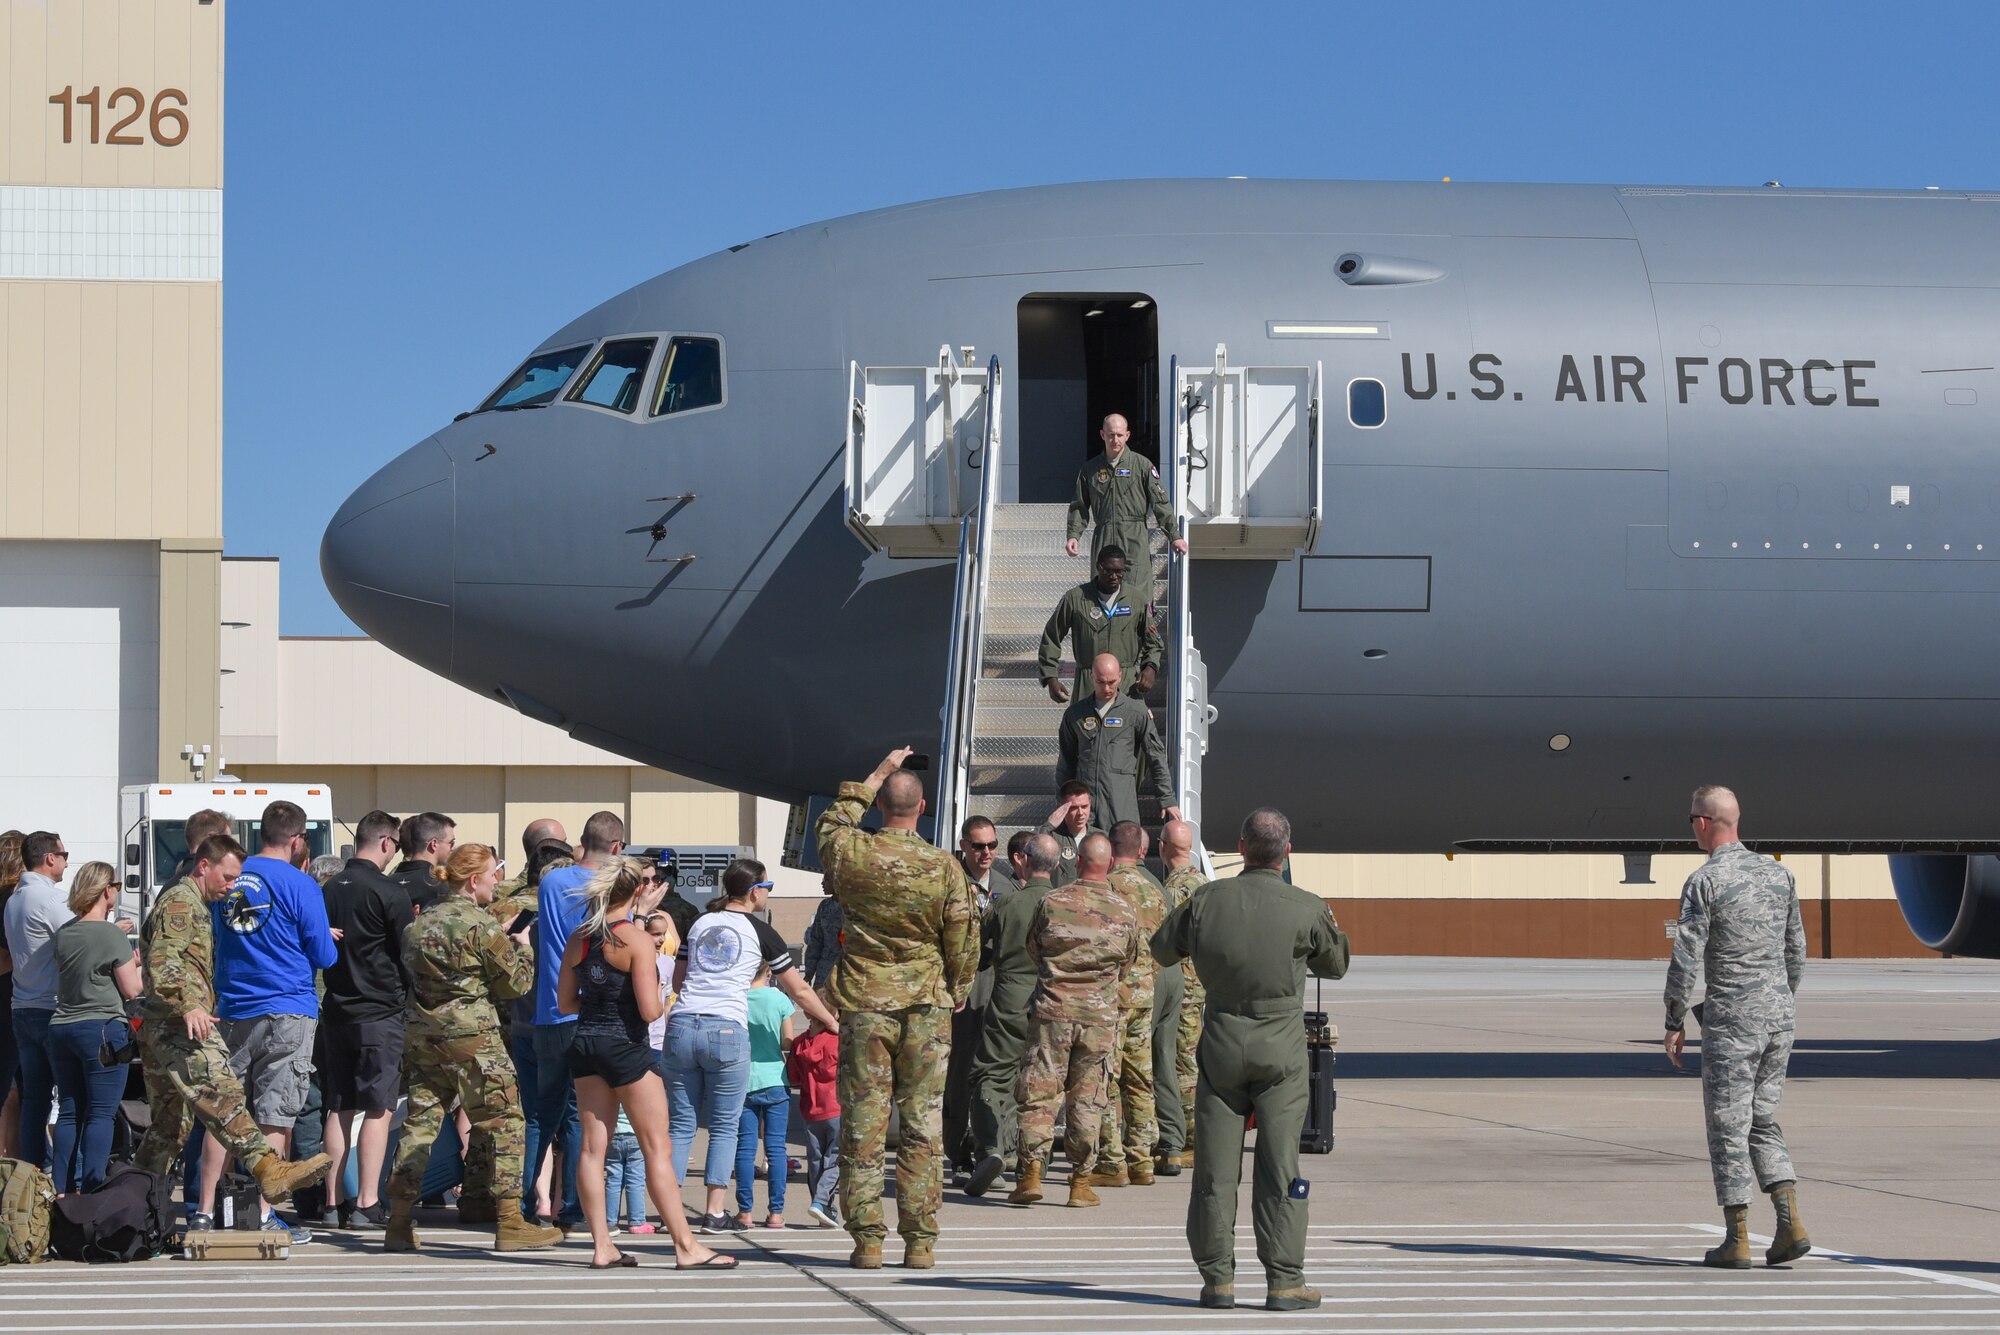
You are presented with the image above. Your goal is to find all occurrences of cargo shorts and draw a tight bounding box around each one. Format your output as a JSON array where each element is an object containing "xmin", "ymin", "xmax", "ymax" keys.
[{"xmin": 219, "ymin": 1013, "xmax": 318, "ymax": 1128}]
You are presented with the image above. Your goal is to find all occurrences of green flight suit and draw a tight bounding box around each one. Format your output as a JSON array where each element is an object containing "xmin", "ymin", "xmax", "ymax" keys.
[
  {"xmin": 968, "ymin": 876, "xmax": 1053, "ymax": 1165},
  {"xmin": 1151, "ymin": 868, "xmax": 1349, "ymax": 1293},
  {"xmin": 1067, "ymin": 449, "xmax": 1173, "ymax": 565},
  {"xmin": 1038, "ymin": 579, "xmax": 1165, "ymax": 700},
  {"xmin": 1056, "ymin": 695, "xmax": 1172, "ymax": 833},
  {"xmin": 1034, "ymin": 823, "xmax": 1082, "ymax": 888}
]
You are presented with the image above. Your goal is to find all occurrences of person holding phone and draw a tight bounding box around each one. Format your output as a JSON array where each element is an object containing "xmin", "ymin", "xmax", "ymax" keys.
[{"xmin": 664, "ymin": 859, "xmax": 835, "ymax": 1233}]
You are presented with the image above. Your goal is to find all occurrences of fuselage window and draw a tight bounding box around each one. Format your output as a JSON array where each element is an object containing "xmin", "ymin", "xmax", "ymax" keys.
[
  {"xmin": 481, "ymin": 344, "xmax": 592, "ymax": 411},
  {"xmin": 1348, "ymin": 377, "xmax": 1387, "ymax": 429},
  {"xmin": 651, "ymin": 336, "xmax": 724, "ymax": 417},
  {"xmin": 568, "ymin": 337, "xmax": 658, "ymax": 413}
]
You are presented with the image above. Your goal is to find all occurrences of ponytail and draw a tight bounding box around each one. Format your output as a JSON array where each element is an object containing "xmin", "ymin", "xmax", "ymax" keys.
[{"xmin": 581, "ymin": 855, "xmax": 645, "ymax": 942}]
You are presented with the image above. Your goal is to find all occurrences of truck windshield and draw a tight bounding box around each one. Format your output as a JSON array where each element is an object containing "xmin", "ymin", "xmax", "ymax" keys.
[
  {"xmin": 239, "ymin": 819, "xmax": 334, "ymax": 862},
  {"xmin": 151, "ymin": 821, "xmax": 191, "ymax": 880}
]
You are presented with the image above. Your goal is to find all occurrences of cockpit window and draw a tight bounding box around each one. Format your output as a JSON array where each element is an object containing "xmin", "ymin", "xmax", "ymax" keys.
[
  {"xmin": 651, "ymin": 336, "xmax": 724, "ymax": 417},
  {"xmin": 568, "ymin": 337, "xmax": 657, "ymax": 414},
  {"xmin": 481, "ymin": 344, "xmax": 591, "ymax": 411}
]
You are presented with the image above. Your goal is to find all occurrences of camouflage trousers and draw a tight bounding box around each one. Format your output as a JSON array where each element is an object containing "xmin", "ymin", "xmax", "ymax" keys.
[
  {"xmin": 1178, "ymin": 987, "xmax": 1204, "ymax": 1123},
  {"xmin": 1701, "ymin": 1026, "xmax": 1796, "ymax": 1207},
  {"xmin": 838, "ymin": 1005, "xmax": 950, "ymax": 1246},
  {"xmin": 135, "ymin": 1019, "xmax": 275, "ymax": 1176},
  {"xmin": 386, "ymin": 1027, "xmax": 524, "ymax": 1211},
  {"xmin": 1179, "ymin": 967, "xmax": 1206, "ymax": 1116},
  {"xmin": 1017, "ymin": 1015, "xmax": 1115, "ymax": 1178},
  {"xmin": 1095, "ymin": 1004, "xmax": 1156, "ymax": 1173}
]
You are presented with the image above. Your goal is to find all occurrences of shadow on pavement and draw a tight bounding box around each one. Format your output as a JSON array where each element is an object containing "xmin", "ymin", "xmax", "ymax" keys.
[
  {"xmin": 897, "ymin": 1275, "xmax": 1191, "ymax": 1307},
  {"xmin": 1361, "ymin": 1239, "xmax": 1698, "ymax": 1267},
  {"xmin": 1333, "ymin": 1038, "xmax": 2000, "ymax": 1080}
]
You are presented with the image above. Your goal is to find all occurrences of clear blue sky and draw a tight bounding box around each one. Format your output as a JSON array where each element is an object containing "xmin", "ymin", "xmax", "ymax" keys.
[{"xmin": 227, "ymin": 2, "xmax": 2000, "ymax": 633}]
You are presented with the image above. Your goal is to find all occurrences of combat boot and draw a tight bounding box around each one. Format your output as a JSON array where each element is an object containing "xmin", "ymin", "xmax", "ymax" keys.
[
  {"xmin": 1765, "ymin": 1182, "xmax": 1811, "ymax": 1266},
  {"xmin": 252, "ymin": 1150, "xmax": 331, "ymax": 1206},
  {"xmin": 1067, "ymin": 1177, "xmax": 1100, "ymax": 1208},
  {"xmin": 1266, "ymin": 1284, "xmax": 1322, "ymax": 1311},
  {"xmin": 1087, "ymin": 1166, "xmax": 1128, "ymax": 1187},
  {"xmin": 1703, "ymin": 1204, "xmax": 1753, "ymax": 1269},
  {"xmin": 1153, "ymin": 1153, "xmax": 1181, "ymax": 1177},
  {"xmin": 1126, "ymin": 1163, "xmax": 1155, "ymax": 1186},
  {"xmin": 1007, "ymin": 1161, "xmax": 1044, "ymax": 1205},
  {"xmin": 904, "ymin": 1241, "xmax": 935, "ymax": 1269},
  {"xmin": 494, "ymin": 1199, "xmax": 563, "ymax": 1252},
  {"xmin": 1198, "ymin": 1282, "xmax": 1235, "ymax": 1309},
  {"xmin": 849, "ymin": 1240, "xmax": 883, "ymax": 1269},
  {"xmin": 1175, "ymin": 1149, "xmax": 1195, "ymax": 1168},
  {"xmin": 383, "ymin": 1201, "xmax": 419, "ymax": 1254}
]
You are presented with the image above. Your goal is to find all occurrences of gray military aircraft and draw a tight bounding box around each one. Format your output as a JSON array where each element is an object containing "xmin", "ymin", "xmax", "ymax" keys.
[{"xmin": 322, "ymin": 179, "xmax": 2000, "ymax": 958}]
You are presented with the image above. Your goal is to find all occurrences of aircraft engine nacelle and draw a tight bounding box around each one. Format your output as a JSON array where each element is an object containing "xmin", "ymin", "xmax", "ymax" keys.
[{"xmin": 1889, "ymin": 855, "xmax": 2000, "ymax": 958}]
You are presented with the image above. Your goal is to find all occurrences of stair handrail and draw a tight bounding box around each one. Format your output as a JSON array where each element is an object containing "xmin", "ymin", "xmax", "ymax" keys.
[
  {"xmin": 933, "ymin": 355, "xmax": 1003, "ymax": 848},
  {"xmin": 1165, "ymin": 354, "xmax": 1194, "ymax": 821}
]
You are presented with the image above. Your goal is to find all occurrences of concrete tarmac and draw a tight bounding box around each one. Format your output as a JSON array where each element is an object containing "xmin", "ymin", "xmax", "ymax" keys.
[{"xmin": 5, "ymin": 955, "xmax": 1996, "ymax": 1333}]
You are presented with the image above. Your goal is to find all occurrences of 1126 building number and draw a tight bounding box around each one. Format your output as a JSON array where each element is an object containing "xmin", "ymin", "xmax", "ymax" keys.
[{"xmin": 48, "ymin": 87, "xmax": 190, "ymax": 147}]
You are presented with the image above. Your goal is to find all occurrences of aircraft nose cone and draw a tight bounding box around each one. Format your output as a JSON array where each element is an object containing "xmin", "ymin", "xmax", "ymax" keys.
[{"xmin": 320, "ymin": 437, "xmax": 455, "ymax": 666}]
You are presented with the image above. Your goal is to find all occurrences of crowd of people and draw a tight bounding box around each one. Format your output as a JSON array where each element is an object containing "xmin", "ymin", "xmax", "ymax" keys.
[{"xmin": 0, "ymin": 422, "xmax": 1816, "ymax": 1302}]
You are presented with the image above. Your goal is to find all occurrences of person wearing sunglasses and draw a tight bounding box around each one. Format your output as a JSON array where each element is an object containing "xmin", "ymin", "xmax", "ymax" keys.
[
  {"xmin": 1664, "ymin": 785, "xmax": 1810, "ymax": 1270},
  {"xmin": 942, "ymin": 817, "xmax": 1017, "ymax": 1181},
  {"xmin": 5, "ymin": 830, "xmax": 78, "ymax": 1175},
  {"xmin": 663, "ymin": 858, "xmax": 835, "ymax": 1233}
]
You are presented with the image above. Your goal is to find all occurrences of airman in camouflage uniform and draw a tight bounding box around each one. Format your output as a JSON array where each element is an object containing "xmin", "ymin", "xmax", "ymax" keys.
[
  {"xmin": 1064, "ymin": 413, "xmax": 1187, "ymax": 564},
  {"xmin": 1095, "ymin": 827, "xmax": 1169, "ymax": 1185},
  {"xmin": 1163, "ymin": 843, "xmax": 1208, "ymax": 1144},
  {"xmin": 1059, "ymin": 654, "xmax": 1179, "ymax": 833},
  {"xmin": 1038, "ymin": 549, "xmax": 1165, "ymax": 703},
  {"xmin": 136, "ymin": 841, "xmax": 331, "ymax": 1203},
  {"xmin": 1009, "ymin": 833, "xmax": 1137, "ymax": 1208},
  {"xmin": 817, "ymin": 749, "xmax": 980, "ymax": 1269},
  {"xmin": 385, "ymin": 871, "xmax": 559, "ymax": 1254},
  {"xmin": 1665, "ymin": 785, "xmax": 1810, "ymax": 1270}
]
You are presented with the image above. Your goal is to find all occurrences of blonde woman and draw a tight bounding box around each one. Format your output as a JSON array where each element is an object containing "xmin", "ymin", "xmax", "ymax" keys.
[
  {"xmin": 48, "ymin": 860, "xmax": 141, "ymax": 1191},
  {"xmin": 558, "ymin": 857, "xmax": 735, "ymax": 1271}
]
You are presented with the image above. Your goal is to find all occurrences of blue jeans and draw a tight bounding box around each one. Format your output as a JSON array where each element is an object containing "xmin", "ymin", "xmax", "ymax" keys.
[
  {"xmin": 734, "ymin": 1085, "xmax": 789, "ymax": 1216},
  {"xmin": 604, "ymin": 1131, "xmax": 647, "ymax": 1227},
  {"xmin": 521, "ymin": 1023, "xmax": 581, "ymax": 1222},
  {"xmin": 663, "ymin": 1012, "xmax": 749, "ymax": 1192},
  {"xmin": 804, "ymin": 1114, "xmax": 840, "ymax": 1212},
  {"xmin": 48, "ymin": 1017, "xmax": 127, "ymax": 1192},
  {"xmin": 11, "ymin": 1008, "xmax": 56, "ymax": 1173}
]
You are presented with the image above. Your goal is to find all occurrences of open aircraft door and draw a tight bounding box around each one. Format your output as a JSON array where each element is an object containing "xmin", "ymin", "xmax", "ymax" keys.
[
  {"xmin": 1175, "ymin": 345, "xmax": 1321, "ymax": 557},
  {"xmin": 844, "ymin": 347, "xmax": 995, "ymax": 558}
]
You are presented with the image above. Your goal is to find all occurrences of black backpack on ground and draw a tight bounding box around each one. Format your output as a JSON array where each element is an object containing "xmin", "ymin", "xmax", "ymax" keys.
[{"xmin": 49, "ymin": 1163, "xmax": 175, "ymax": 1263}]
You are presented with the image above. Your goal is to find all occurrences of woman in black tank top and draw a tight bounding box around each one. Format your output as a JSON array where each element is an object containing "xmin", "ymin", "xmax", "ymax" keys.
[{"xmin": 558, "ymin": 857, "xmax": 739, "ymax": 1273}]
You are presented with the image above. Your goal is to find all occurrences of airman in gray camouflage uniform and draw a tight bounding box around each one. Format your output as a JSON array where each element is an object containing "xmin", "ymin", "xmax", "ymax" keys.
[
  {"xmin": 817, "ymin": 748, "xmax": 980, "ymax": 1270},
  {"xmin": 1665, "ymin": 785, "xmax": 1810, "ymax": 1269},
  {"xmin": 1009, "ymin": 832, "xmax": 1137, "ymax": 1209}
]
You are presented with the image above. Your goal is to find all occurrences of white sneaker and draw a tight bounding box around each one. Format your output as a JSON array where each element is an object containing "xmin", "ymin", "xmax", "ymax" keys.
[{"xmin": 806, "ymin": 1203, "xmax": 839, "ymax": 1229}]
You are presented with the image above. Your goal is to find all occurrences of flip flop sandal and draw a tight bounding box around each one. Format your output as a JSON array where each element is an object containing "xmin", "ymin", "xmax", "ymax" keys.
[
  {"xmin": 676, "ymin": 1252, "xmax": 740, "ymax": 1270},
  {"xmin": 589, "ymin": 1251, "xmax": 640, "ymax": 1269}
]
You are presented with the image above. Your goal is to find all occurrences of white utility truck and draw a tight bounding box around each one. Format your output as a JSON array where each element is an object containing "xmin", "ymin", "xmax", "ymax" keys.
[{"xmin": 118, "ymin": 782, "xmax": 338, "ymax": 920}]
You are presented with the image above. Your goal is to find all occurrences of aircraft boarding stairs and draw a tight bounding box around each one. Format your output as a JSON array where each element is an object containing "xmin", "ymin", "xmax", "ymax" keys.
[{"xmin": 841, "ymin": 344, "xmax": 1323, "ymax": 866}]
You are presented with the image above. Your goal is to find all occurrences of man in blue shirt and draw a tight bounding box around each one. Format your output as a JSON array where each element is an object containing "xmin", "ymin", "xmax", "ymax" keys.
[
  {"xmin": 524, "ymin": 809, "xmax": 624, "ymax": 1228},
  {"xmin": 196, "ymin": 801, "xmax": 337, "ymax": 1238}
]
